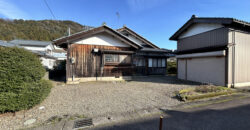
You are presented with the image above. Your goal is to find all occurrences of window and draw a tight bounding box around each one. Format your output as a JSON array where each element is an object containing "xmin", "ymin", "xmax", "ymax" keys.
[
  {"xmin": 134, "ymin": 58, "xmax": 145, "ymax": 67},
  {"xmin": 105, "ymin": 54, "xmax": 119, "ymax": 62},
  {"xmin": 158, "ymin": 59, "xmax": 162, "ymax": 67},
  {"xmin": 162, "ymin": 59, "xmax": 166, "ymax": 67},
  {"xmin": 148, "ymin": 58, "xmax": 166, "ymax": 68},
  {"xmin": 105, "ymin": 54, "xmax": 131, "ymax": 64},
  {"xmin": 148, "ymin": 58, "xmax": 152, "ymax": 67},
  {"xmin": 152, "ymin": 58, "xmax": 157, "ymax": 67}
]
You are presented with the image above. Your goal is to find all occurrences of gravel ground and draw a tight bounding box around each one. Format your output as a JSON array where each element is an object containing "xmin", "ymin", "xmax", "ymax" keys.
[{"xmin": 0, "ymin": 76, "xmax": 199, "ymax": 130}]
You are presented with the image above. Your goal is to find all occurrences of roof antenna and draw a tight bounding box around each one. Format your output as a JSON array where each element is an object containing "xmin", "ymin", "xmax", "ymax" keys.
[
  {"xmin": 102, "ymin": 22, "xmax": 107, "ymax": 26},
  {"xmin": 116, "ymin": 12, "xmax": 120, "ymax": 27}
]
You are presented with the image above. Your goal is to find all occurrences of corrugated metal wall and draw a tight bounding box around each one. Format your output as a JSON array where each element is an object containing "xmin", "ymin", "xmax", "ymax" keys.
[
  {"xmin": 178, "ymin": 28, "xmax": 229, "ymax": 51},
  {"xmin": 233, "ymin": 31, "xmax": 250, "ymax": 83},
  {"xmin": 177, "ymin": 59, "xmax": 186, "ymax": 80},
  {"xmin": 178, "ymin": 57, "xmax": 225, "ymax": 86},
  {"xmin": 186, "ymin": 57, "xmax": 225, "ymax": 86}
]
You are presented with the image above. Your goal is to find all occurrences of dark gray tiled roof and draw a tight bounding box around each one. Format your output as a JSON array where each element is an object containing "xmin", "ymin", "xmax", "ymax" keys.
[
  {"xmin": 10, "ymin": 39, "xmax": 51, "ymax": 47},
  {"xmin": 140, "ymin": 47, "xmax": 170, "ymax": 53}
]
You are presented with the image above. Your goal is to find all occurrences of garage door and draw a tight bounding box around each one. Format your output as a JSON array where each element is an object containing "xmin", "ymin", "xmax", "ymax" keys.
[{"xmin": 178, "ymin": 57, "xmax": 225, "ymax": 86}]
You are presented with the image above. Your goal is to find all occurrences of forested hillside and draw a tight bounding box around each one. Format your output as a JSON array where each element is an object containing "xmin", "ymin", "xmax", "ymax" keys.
[{"xmin": 0, "ymin": 19, "xmax": 90, "ymax": 41}]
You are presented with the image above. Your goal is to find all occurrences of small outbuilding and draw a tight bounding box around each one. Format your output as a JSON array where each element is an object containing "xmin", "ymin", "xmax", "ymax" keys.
[
  {"xmin": 170, "ymin": 15, "xmax": 250, "ymax": 87},
  {"xmin": 53, "ymin": 25, "xmax": 171, "ymax": 83}
]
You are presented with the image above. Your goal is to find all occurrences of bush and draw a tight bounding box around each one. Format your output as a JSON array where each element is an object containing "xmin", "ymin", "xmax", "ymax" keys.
[
  {"xmin": 0, "ymin": 47, "xmax": 45, "ymax": 91},
  {"xmin": 175, "ymin": 86, "xmax": 234, "ymax": 101},
  {"xmin": 167, "ymin": 61, "xmax": 177, "ymax": 74},
  {"xmin": 0, "ymin": 80, "xmax": 52, "ymax": 112},
  {"xmin": 0, "ymin": 47, "xmax": 52, "ymax": 113}
]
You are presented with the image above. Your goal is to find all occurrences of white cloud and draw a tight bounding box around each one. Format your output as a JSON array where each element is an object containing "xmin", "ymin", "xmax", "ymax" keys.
[
  {"xmin": 0, "ymin": 0, "xmax": 29, "ymax": 19},
  {"xmin": 126, "ymin": 0, "xmax": 166, "ymax": 12}
]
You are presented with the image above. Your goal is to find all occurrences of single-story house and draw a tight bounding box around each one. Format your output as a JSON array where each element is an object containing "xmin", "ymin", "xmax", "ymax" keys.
[
  {"xmin": 10, "ymin": 39, "xmax": 66, "ymax": 69},
  {"xmin": 170, "ymin": 15, "xmax": 250, "ymax": 87},
  {"xmin": 53, "ymin": 25, "xmax": 171, "ymax": 83}
]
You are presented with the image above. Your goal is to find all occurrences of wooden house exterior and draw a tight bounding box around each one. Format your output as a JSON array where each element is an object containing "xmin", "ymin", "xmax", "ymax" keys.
[{"xmin": 53, "ymin": 25, "xmax": 170, "ymax": 83}]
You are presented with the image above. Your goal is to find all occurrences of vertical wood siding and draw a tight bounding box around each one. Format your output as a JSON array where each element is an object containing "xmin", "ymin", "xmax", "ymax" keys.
[
  {"xmin": 67, "ymin": 44, "xmax": 134, "ymax": 79},
  {"xmin": 177, "ymin": 28, "xmax": 229, "ymax": 51}
]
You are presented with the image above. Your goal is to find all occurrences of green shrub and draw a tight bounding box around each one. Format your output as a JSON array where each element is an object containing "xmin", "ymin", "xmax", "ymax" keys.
[
  {"xmin": 0, "ymin": 47, "xmax": 52, "ymax": 113},
  {"xmin": 175, "ymin": 85, "xmax": 234, "ymax": 101},
  {"xmin": 0, "ymin": 80, "xmax": 52, "ymax": 112},
  {"xmin": 167, "ymin": 61, "xmax": 177, "ymax": 74},
  {"xmin": 0, "ymin": 47, "xmax": 45, "ymax": 91}
]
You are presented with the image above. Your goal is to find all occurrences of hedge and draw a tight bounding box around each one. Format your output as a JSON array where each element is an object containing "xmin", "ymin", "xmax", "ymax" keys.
[
  {"xmin": 0, "ymin": 80, "xmax": 52, "ymax": 112},
  {"xmin": 0, "ymin": 47, "xmax": 52, "ymax": 113}
]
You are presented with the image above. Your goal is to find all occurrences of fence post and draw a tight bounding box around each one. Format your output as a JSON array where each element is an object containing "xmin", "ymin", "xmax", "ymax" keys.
[{"xmin": 159, "ymin": 116, "xmax": 163, "ymax": 130}]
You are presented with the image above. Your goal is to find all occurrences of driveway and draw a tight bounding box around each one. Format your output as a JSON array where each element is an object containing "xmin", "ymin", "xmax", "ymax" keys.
[
  {"xmin": 91, "ymin": 95, "xmax": 250, "ymax": 130},
  {"xmin": 0, "ymin": 76, "xmax": 199, "ymax": 129}
]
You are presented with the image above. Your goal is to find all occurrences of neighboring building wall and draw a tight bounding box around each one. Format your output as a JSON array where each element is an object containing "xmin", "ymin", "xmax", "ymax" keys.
[
  {"xmin": 177, "ymin": 59, "xmax": 186, "ymax": 80},
  {"xmin": 179, "ymin": 23, "xmax": 224, "ymax": 39},
  {"xmin": 178, "ymin": 57, "xmax": 225, "ymax": 86},
  {"xmin": 177, "ymin": 28, "xmax": 229, "ymax": 51},
  {"xmin": 40, "ymin": 57, "xmax": 56, "ymax": 70},
  {"xmin": 228, "ymin": 30, "xmax": 250, "ymax": 86}
]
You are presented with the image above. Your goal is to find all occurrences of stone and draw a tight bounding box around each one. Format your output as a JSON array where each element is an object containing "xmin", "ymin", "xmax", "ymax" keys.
[
  {"xmin": 24, "ymin": 119, "xmax": 36, "ymax": 125},
  {"xmin": 39, "ymin": 106, "xmax": 45, "ymax": 110}
]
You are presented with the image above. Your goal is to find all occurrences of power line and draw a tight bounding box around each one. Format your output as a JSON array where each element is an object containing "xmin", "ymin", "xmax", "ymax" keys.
[{"xmin": 43, "ymin": 0, "xmax": 56, "ymax": 20}]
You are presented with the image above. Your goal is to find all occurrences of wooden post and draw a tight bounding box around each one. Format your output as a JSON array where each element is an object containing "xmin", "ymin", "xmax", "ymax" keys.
[{"xmin": 159, "ymin": 116, "xmax": 163, "ymax": 130}]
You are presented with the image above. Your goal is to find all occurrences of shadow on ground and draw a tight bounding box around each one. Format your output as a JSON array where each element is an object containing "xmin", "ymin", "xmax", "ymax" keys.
[{"xmin": 92, "ymin": 102, "xmax": 250, "ymax": 130}]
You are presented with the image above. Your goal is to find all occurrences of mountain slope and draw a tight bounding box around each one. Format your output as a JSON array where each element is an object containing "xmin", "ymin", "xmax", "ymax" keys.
[{"xmin": 0, "ymin": 19, "xmax": 90, "ymax": 41}]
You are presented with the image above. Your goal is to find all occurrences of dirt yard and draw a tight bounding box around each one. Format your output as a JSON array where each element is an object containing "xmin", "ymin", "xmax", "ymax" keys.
[{"xmin": 0, "ymin": 76, "xmax": 199, "ymax": 129}]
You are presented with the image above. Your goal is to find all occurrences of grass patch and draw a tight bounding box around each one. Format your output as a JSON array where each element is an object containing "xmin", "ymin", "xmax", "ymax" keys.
[{"xmin": 175, "ymin": 85, "xmax": 236, "ymax": 101}]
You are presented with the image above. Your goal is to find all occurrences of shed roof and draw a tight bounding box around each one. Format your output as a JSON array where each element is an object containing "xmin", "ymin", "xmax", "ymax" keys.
[
  {"xmin": 10, "ymin": 39, "xmax": 51, "ymax": 47},
  {"xmin": 170, "ymin": 15, "xmax": 250, "ymax": 40}
]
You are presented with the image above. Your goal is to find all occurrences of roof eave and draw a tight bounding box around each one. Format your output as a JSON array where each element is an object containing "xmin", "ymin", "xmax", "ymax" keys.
[{"xmin": 53, "ymin": 25, "xmax": 142, "ymax": 49}]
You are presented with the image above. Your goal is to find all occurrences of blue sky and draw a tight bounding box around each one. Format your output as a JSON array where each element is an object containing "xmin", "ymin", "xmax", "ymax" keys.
[{"xmin": 0, "ymin": 0, "xmax": 250, "ymax": 49}]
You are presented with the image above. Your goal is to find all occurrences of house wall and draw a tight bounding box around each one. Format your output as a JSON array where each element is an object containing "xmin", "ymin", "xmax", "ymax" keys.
[
  {"xmin": 67, "ymin": 44, "xmax": 134, "ymax": 81},
  {"xmin": 75, "ymin": 32, "xmax": 130, "ymax": 47},
  {"xmin": 228, "ymin": 30, "xmax": 250, "ymax": 87},
  {"xmin": 179, "ymin": 23, "xmax": 224, "ymax": 39},
  {"xmin": 40, "ymin": 57, "xmax": 56, "ymax": 70},
  {"xmin": 177, "ymin": 28, "xmax": 229, "ymax": 51}
]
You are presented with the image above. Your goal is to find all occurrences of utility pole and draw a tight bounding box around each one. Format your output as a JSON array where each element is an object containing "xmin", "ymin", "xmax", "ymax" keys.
[{"xmin": 68, "ymin": 27, "xmax": 71, "ymax": 36}]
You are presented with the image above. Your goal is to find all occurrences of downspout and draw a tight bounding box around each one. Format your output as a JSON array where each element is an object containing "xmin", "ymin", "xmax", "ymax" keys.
[{"xmin": 232, "ymin": 30, "xmax": 236, "ymax": 88}]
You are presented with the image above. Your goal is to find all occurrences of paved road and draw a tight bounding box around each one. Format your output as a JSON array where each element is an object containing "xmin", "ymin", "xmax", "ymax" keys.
[{"xmin": 91, "ymin": 96, "xmax": 250, "ymax": 130}]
